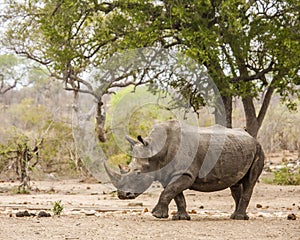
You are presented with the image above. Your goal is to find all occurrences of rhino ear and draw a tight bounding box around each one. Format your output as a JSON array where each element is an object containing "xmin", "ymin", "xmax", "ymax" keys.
[
  {"xmin": 137, "ymin": 135, "xmax": 148, "ymax": 146},
  {"xmin": 125, "ymin": 135, "xmax": 138, "ymax": 147}
]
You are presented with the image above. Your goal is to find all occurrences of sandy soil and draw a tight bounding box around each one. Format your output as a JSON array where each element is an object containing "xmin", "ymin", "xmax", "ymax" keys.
[{"xmin": 0, "ymin": 179, "xmax": 299, "ymax": 240}]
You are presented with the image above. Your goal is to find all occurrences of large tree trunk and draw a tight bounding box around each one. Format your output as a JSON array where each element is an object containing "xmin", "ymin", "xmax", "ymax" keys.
[
  {"xmin": 215, "ymin": 95, "xmax": 233, "ymax": 128},
  {"xmin": 242, "ymin": 96, "xmax": 260, "ymax": 138},
  {"xmin": 242, "ymin": 86, "xmax": 274, "ymax": 138}
]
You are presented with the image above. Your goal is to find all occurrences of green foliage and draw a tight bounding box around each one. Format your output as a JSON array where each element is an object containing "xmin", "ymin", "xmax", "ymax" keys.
[
  {"xmin": 109, "ymin": 153, "xmax": 131, "ymax": 167},
  {"xmin": 39, "ymin": 121, "xmax": 76, "ymax": 174},
  {"xmin": 102, "ymin": 86, "xmax": 175, "ymax": 166},
  {"xmin": 52, "ymin": 200, "xmax": 64, "ymax": 215},
  {"xmin": 272, "ymin": 166, "xmax": 300, "ymax": 185}
]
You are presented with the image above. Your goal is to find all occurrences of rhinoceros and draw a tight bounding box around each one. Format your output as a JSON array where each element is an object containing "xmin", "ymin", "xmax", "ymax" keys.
[{"xmin": 105, "ymin": 120, "xmax": 264, "ymax": 220}]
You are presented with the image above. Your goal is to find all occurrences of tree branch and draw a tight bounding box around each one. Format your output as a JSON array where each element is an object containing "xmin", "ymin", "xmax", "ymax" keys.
[
  {"xmin": 230, "ymin": 61, "xmax": 274, "ymax": 83},
  {"xmin": 257, "ymin": 79, "xmax": 276, "ymax": 126}
]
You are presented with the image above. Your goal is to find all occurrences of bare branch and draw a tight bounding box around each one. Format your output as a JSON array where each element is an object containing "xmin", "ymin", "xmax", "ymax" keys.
[
  {"xmin": 14, "ymin": 49, "xmax": 52, "ymax": 65},
  {"xmin": 257, "ymin": 77, "xmax": 277, "ymax": 127}
]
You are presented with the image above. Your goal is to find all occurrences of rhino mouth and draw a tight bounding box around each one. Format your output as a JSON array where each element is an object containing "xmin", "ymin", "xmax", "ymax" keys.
[{"xmin": 117, "ymin": 191, "xmax": 138, "ymax": 200}]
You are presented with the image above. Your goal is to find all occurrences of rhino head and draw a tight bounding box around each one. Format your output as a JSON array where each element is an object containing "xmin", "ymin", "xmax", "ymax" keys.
[{"xmin": 104, "ymin": 134, "xmax": 163, "ymax": 199}]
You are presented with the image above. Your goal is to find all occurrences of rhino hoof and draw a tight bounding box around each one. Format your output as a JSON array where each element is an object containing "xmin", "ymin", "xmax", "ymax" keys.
[
  {"xmin": 230, "ymin": 213, "xmax": 249, "ymax": 220},
  {"xmin": 152, "ymin": 206, "xmax": 169, "ymax": 219},
  {"xmin": 152, "ymin": 211, "xmax": 169, "ymax": 219},
  {"xmin": 172, "ymin": 212, "xmax": 191, "ymax": 221}
]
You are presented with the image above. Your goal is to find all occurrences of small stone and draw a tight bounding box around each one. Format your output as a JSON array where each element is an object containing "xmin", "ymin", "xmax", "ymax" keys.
[
  {"xmin": 122, "ymin": 210, "xmax": 127, "ymax": 214},
  {"xmin": 189, "ymin": 209, "xmax": 197, "ymax": 214},
  {"xmin": 38, "ymin": 211, "xmax": 51, "ymax": 218},
  {"xmin": 84, "ymin": 210, "xmax": 96, "ymax": 216},
  {"xmin": 199, "ymin": 206, "xmax": 204, "ymax": 209},
  {"xmin": 143, "ymin": 208, "xmax": 149, "ymax": 213},
  {"xmin": 256, "ymin": 204, "xmax": 263, "ymax": 208},
  {"xmin": 287, "ymin": 213, "xmax": 296, "ymax": 220}
]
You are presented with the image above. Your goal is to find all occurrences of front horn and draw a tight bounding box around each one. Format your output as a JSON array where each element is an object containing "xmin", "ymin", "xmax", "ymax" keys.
[{"xmin": 104, "ymin": 162, "xmax": 121, "ymax": 188}]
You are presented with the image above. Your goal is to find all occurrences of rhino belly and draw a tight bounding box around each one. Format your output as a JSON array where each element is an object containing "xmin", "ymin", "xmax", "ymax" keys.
[{"xmin": 190, "ymin": 174, "xmax": 244, "ymax": 192}]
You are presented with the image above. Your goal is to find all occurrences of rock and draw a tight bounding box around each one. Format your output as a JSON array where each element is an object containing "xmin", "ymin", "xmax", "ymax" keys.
[
  {"xmin": 84, "ymin": 210, "xmax": 96, "ymax": 216},
  {"xmin": 189, "ymin": 209, "xmax": 197, "ymax": 214},
  {"xmin": 199, "ymin": 206, "xmax": 204, "ymax": 209},
  {"xmin": 287, "ymin": 213, "xmax": 296, "ymax": 220},
  {"xmin": 256, "ymin": 204, "xmax": 263, "ymax": 208},
  {"xmin": 16, "ymin": 210, "xmax": 31, "ymax": 217},
  {"xmin": 38, "ymin": 211, "xmax": 51, "ymax": 218}
]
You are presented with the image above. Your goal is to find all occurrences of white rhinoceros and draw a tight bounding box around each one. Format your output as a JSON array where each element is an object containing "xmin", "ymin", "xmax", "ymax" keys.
[{"xmin": 105, "ymin": 120, "xmax": 264, "ymax": 220}]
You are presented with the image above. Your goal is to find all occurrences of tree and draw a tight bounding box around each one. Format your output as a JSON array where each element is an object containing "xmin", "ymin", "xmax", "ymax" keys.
[
  {"xmin": 217, "ymin": 0, "xmax": 300, "ymax": 137},
  {"xmin": 118, "ymin": 0, "xmax": 300, "ymax": 137},
  {"xmin": 1, "ymin": 0, "xmax": 152, "ymax": 142},
  {"xmin": 2, "ymin": 0, "xmax": 300, "ymax": 139}
]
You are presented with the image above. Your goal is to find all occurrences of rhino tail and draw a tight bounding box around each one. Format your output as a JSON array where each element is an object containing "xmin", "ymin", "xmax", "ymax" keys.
[
  {"xmin": 255, "ymin": 142, "xmax": 265, "ymax": 166},
  {"xmin": 248, "ymin": 142, "xmax": 265, "ymax": 179}
]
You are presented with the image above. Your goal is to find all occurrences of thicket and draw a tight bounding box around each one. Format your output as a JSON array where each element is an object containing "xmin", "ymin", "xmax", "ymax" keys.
[{"xmin": 0, "ymin": 82, "xmax": 83, "ymax": 184}]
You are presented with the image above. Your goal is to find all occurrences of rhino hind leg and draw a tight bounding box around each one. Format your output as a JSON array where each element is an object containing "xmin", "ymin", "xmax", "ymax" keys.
[
  {"xmin": 230, "ymin": 183, "xmax": 243, "ymax": 218},
  {"xmin": 230, "ymin": 144, "xmax": 264, "ymax": 220},
  {"xmin": 172, "ymin": 192, "xmax": 191, "ymax": 220}
]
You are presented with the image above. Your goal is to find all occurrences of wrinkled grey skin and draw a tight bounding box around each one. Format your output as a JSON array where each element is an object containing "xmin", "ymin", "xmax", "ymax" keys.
[{"xmin": 105, "ymin": 120, "xmax": 265, "ymax": 220}]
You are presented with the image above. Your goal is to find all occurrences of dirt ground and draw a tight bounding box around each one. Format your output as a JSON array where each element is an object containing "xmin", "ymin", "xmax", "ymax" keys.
[{"xmin": 0, "ymin": 178, "xmax": 299, "ymax": 240}]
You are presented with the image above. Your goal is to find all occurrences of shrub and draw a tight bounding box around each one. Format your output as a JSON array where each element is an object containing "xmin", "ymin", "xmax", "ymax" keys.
[
  {"xmin": 52, "ymin": 200, "xmax": 64, "ymax": 215},
  {"xmin": 272, "ymin": 166, "xmax": 300, "ymax": 185}
]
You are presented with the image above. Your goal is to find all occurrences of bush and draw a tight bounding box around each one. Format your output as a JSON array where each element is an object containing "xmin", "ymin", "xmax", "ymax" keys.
[
  {"xmin": 52, "ymin": 200, "xmax": 64, "ymax": 215},
  {"xmin": 272, "ymin": 166, "xmax": 300, "ymax": 185},
  {"xmin": 108, "ymin": 153, "xmax": 131, "ymax": 167}
]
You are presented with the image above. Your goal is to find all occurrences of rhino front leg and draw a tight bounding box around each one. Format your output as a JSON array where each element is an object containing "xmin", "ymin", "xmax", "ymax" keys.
[
  {"xmin": 172, "ymin": 192, "xmax": 191, "ymax": 220},
  {"xmin": 152, "ymin": 174, "xmax": 194, "ymax": 219}
]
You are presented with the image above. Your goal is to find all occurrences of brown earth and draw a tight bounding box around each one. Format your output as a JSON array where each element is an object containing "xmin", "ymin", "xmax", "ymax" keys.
[{"xmin": 0, "ymin": 179, "xmax": 299, "ymax": 240}]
